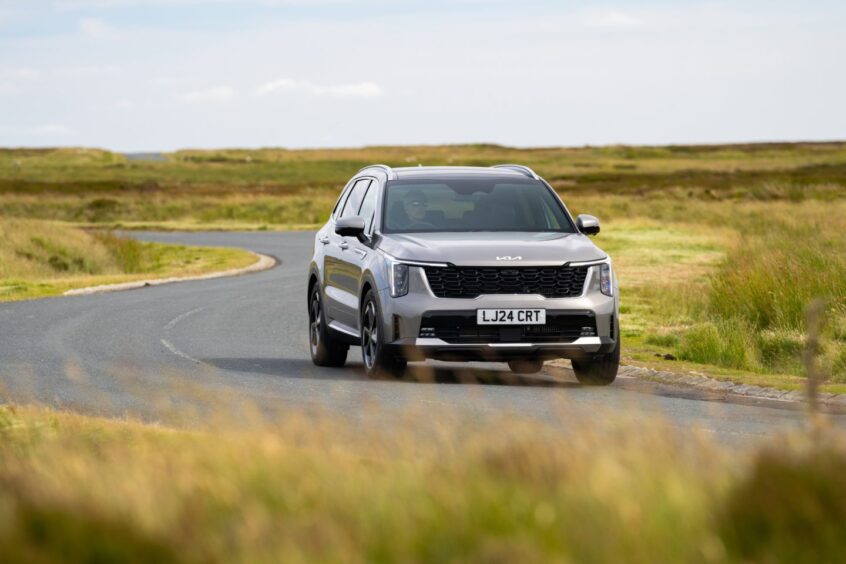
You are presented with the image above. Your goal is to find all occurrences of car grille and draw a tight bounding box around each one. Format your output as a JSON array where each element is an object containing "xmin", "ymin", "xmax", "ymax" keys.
[
  {"xmin": 419, "ymin": 311, "xmax": 597, "ymax": 344},
  {"xmin": 423, "ymin": 265, "xmax": 589, "ymax": 299}
]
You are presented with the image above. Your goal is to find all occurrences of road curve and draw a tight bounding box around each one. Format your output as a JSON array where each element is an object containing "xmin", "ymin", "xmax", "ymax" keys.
[{"xmin": 0, "ymin": 231, "xmax": 842, "ymax": 444}]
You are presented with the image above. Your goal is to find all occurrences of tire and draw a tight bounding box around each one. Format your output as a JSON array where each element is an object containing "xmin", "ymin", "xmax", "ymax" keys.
[
  {"xmin": 308, "ymin": 284, "xmax": 348, "ymax": 367},
  {"xmin": 508, "ymin": 359, "xmax": 545, "ymax": 374},
  {"xmin": 572, "ymin": 331, "xmax": 620, "ymax": 386},
  {"xmin": 360, "ymin": 290, "xmax": 406, "ymax": 378}
]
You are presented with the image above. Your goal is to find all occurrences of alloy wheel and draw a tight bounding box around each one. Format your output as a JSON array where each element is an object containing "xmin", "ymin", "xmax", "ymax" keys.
[
  {"xmin": 361, "ymin": 300, "xmax": 378, "ymax": 370},
  {"xmin": 309, "ymin": 289, "xmax": 321, "ymax": 357}
]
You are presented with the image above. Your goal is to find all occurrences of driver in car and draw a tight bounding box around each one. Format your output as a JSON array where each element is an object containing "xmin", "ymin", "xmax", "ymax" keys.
[{"xmin": 402, "ymin": 190, "xmax": 429, "ymax": 226}]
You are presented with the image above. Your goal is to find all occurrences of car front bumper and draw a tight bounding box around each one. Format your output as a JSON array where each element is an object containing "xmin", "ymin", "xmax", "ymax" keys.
[
  {"xmin": 378, "ymin": 265, "xmax": 618, "ymax": 361},
  {"xmin": 385, "ymin": 336, "xmax": 616, "ymax": 362}
]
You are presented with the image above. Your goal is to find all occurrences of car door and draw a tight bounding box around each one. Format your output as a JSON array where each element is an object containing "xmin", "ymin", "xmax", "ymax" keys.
[
  {"xmin": 345, "ymin": 179, "xmax": 380, "ymax": 327},
  {"xmin": 323, "ymin": 177, "xmax": 372, "ymax": 332},
  {"xmin": 318, "ymin": 179, "xmax": 353, "ymax": 319}
]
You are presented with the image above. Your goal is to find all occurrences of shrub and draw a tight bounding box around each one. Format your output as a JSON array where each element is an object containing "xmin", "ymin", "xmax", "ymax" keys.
[
  {"xmin": 644, "ymin": 332, "xmax": 680, "ymax": 348},
  {"xmin": 757, "ymin": 329, "xmax": 805, "ymax": 374},
  {"xmin": 94, "ymin": 232, "xmax": 144, "ymax": 273},
  {"xmin": 677, "ymin": 319, "xmax": 760, "ymax": 371},
  {"xmin": 707, "ymin": 226, "xmax": 845, "ymax": 332}
]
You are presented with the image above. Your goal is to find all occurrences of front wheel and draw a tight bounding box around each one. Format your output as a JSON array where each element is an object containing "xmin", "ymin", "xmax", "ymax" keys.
[
  {"xmin": 308, "ymin": 284, "xmax": 348, "ymax": 367},
  {"xmin": 572, "ymin": 332, "xmax": 620, "ymax": 386},
  {"xmin": 360, "ymin": 290, "xmax": 406, "ymax": 378}
]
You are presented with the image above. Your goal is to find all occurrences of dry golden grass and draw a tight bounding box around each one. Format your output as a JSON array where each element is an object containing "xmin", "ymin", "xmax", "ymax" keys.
[{"xmin": 564, "ymin": 196, "xmax": 846, "ymax": 387}]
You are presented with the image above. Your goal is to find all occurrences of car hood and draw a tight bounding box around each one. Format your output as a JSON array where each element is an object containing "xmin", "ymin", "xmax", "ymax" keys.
[{"xmin": 378, "ymin": 231, "xmax": 606, "ymax": 267}]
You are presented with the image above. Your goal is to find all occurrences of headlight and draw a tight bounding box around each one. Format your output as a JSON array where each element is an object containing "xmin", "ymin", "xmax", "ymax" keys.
[
  {"xmin": 599, "ymin": 262, "xmax": 613, "ymax": 297},
  {"xmin": 387, "ymin": 258, "xmax": 409, "ymax": 297}
]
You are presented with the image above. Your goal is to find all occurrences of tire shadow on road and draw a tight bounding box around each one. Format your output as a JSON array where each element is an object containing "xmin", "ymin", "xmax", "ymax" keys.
[
  {"xmin": 203, "ymin": 357, "xmax": 363, "ymax": 380},
  {"xmin": 395, "ymin": 365, "xmax": 580, "ymax": 388},
  {"xmin": 203, "ymin": 357, "xmax": 580, "ymax": 388}
]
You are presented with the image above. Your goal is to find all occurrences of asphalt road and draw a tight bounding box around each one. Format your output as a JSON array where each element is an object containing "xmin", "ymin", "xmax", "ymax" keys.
[{"xmin": 1, "ymin": 231, "xmax": 843, "ymax": 444}]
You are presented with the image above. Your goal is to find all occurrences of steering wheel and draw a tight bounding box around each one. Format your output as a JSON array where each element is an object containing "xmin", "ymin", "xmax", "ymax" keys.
[{"xmin": 406, "ymin": 222, "xmax": 436, "ymax": 230}]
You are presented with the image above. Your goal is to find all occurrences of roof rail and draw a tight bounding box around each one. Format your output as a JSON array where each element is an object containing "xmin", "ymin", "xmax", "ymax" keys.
[
  {"xmin": 357, "ymin": 163, "xmax": 397, "ymax": 180},
  {"xmin": 491, "ymin": 164, "xmax": 540, "ymax": 180}
]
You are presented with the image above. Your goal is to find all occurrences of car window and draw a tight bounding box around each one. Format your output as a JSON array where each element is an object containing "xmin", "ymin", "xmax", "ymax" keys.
[
  {"xmin": 339, "ymin": 178, "xmax": 371, "ymax": 219},
  {"xmin": 331, "ymin": 180, "xmax": 355, "ymax": 219},
  {"xmin": 356, "ymin": 181, "xmax": 379, "ymax": 233},
  {"xmin": 382, "ymin": 178, "xmax": 576, "ymax": 233}
]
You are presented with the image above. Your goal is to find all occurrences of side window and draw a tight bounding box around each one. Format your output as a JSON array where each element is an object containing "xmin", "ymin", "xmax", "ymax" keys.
[
  {"xmin": 331, "ymin": 180, "xmax": 355, "ymax": 219},
  {"xmin": 357, "ymin": 181, "xmax": 379, "ymax": 233},
  {"xmin": 339, "ymin": 178, "xmax": 371, "ymax": 219}
]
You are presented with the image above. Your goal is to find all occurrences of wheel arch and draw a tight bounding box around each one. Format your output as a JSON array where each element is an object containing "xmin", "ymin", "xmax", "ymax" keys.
[{"xmin": 307, "ymin": 267, "xmax": 320, "ymax": 308}]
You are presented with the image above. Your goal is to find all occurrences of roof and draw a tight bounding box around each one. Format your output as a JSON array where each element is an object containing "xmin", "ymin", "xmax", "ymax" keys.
[
  {"xmin": 391, "ymin": 166, "xmax": 533, "ymax": 180},
  {"xmin": 355, "ymin": 164, "xmax": 541, "ymax": 182}
]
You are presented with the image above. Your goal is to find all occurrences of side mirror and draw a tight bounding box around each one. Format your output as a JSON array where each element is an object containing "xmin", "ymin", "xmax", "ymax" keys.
[
  {"xmin": 335, "ymin": 216, "xmax": 366, "ymax": 240},
  {"xmin": 576, "ymin": 214, "xmax": 600, "ymax": 236}
]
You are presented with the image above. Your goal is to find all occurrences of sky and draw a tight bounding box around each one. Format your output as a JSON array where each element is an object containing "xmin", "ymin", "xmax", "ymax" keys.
[{"xmin": 0, "ymin": 0, "xmax": 844, "ymax": 151}]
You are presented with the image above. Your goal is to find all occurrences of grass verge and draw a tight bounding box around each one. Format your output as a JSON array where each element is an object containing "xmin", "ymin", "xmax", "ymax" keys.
[
  {"xmin": 0, "ymin": 403, "xmax": 844, "ymax": 562},
  {"xmin": 0, "ymin": 218, "xmax": 257, "ymax": 301},
  {"xmin": 581, "ymin": 199, "xmax": 846, "ymax": 389}
]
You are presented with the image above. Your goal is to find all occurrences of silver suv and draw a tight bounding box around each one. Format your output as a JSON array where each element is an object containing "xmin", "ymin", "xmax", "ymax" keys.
[{"xmin": 306, "ymin": 164, "xmax": 620, "ymax": 385}]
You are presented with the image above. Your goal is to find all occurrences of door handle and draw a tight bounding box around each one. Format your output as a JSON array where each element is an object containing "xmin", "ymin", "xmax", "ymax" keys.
[
  {"xmin": 338, "ymin": 241, "xmax": 349, "ymax": 250},
  {"xmin": 353, "ymin": 248, "xmax": 367, "ymax": 258},
  {"xmin": 318, "ymin": 236, "xmax": 330, "ymax": 245}
]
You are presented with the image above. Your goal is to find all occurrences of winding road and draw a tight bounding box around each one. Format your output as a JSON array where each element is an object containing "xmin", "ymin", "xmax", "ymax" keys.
[{"xmin": 1, "ymin": 231, "xmax": 843, "ymax": 444}]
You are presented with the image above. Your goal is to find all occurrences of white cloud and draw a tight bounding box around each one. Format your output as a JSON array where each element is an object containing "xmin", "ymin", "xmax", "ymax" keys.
[
  {"xmin": 0, "ymin": 68, "xmax": 41, "ymax": 93},
  {"xmin": 181, "ymin": 85, "xmax": 236, "ymax": 102},
  {"xmin": 256, "ymin": 78, "xmax": 384, "ymax": 98},
  {"xmin": 54, "ymin": 0, "xmax": 351, "ymax": 7},
  {"xmin": 110, "ymin": 99, "xmax": 135, "ymax": 109},
  {"xmin": 79, "ymin": 17, "xmax": 120, "ymax": 39},
  {"xmin": 55, "ymin": 64, "xmax": 119, "ymax": 77},
  {"xmin": 0, "ymin": 68, "xmax": 42, "ymax": 80},
  {"xmin": 581, "ymin": 10, "xmax": 642, "ymax": 29}
]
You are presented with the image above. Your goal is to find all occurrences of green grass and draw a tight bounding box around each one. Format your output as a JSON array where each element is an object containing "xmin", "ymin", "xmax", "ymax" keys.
[
  {"xmin": 567, "ymin": 196, "xmax": 846, "ymax": 388},
  {"xmin": 4, "ymin": 143, "xmax": 846, "ymax": 197},
  {"xmin": 2, "ymin": 143, "xmax": 846, "ymax": 229},
  {"xmin": 0, "ymin": 218, "xmax": 257, "ymax": 301},
  {"xmin": 0, "ymin": 193, "xmax": 337, "ymax": 228},
  {"xmin": 0, "ymin": 403, "xmax": 844, "ymax": 562}
]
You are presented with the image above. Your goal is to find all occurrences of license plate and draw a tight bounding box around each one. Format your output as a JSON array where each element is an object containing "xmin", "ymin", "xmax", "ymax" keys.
[{"xmin": 476, "ymin": 309, "xmax": 546, "ymax": 325}]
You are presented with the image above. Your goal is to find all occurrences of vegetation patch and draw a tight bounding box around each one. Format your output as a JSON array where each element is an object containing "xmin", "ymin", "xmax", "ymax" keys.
[{"xmin": 0, "ymin": 218, "xmax": 256, "ymax": 301}]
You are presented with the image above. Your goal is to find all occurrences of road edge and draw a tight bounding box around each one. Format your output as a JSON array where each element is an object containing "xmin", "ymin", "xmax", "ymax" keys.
[
  {"xmin": 63, "ymin": 252, "xmax": 277, "ymax": 297},
  {"xmin": 547, "ymin": 360, "xmax": 846, "ymax": 413},
  {"xmin": 617, "ymin": 364, "xmax": 846, "ymax": 410}
]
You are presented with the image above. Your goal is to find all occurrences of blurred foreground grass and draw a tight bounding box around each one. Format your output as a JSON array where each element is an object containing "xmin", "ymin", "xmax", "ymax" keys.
[{"xmin": 0, "ymin": 403, "xmax": 844, "ymax": 563}]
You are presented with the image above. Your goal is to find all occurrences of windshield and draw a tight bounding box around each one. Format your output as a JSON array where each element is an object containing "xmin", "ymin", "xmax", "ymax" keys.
[{"xmin": 381, "ymin": 178, "xmax": 576, "ymax": 234}]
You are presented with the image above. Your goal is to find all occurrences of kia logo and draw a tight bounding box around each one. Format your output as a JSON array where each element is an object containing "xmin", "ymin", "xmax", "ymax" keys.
[{"xmin": 496, "ymin": 256, "xmax": 522, "ymax": 260}]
